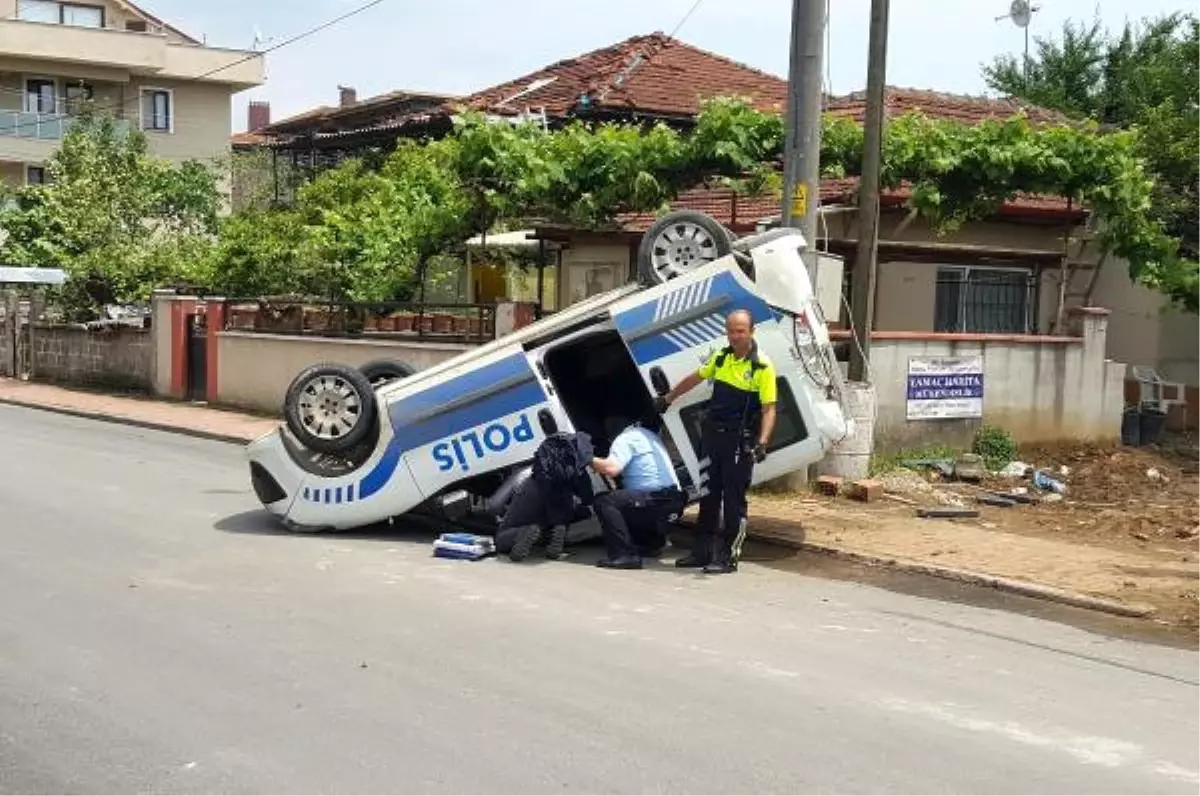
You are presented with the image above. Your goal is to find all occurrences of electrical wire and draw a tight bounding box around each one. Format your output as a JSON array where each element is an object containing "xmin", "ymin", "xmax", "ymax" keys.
[
  {"xmin": 815, "ymin": 0, "xmax": 874, "ymax": 445},
  {"xmin": 6, "ymin": 0, "xmax": 388, "ymax": 137},
  {"xmin": 668, "ymin": 0, "xmax": 705, "ymax": 38}
]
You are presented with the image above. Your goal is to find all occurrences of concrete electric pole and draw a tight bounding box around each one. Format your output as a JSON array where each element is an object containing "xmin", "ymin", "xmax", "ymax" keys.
[
  {"xmin": 847, "ymin": 0, "xmax": 890, "ymax": 382},
  {"xmin": 780, "ymin": 0, "xmax": 827, "ymax": 280}
]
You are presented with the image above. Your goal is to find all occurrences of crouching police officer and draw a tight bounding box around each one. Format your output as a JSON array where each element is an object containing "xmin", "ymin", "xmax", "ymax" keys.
[{"xmin": 655, "ymin": 309, "xmax": 777, "ymax": 574}]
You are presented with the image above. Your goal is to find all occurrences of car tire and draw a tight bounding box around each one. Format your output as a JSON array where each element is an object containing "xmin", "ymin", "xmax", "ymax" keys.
[
  {"xmin": 284, "ymin": 363, "xmax": 378, "ymax": 455},
  {"xmin": 637, "ymin": 210, "xmax": 734, "ymax": 287},
  {"xmin": 359, "ymin": 358, "xmax": 416, "ymax": 388}
]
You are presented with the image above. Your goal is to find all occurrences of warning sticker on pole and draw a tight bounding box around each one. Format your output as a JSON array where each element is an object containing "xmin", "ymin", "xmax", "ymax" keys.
[
  {"xmin": 906, "ymin": 355, "xmax": 984, "ymax": 420},
  {"xmin": 790, "ymin": 183, "xmax": 808, "ymax": 217}
]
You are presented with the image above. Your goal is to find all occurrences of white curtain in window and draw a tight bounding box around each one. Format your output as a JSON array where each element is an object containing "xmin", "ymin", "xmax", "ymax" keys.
[
  {"xmin": 24, "ymin": 80, "xmax": 56, "ymax": 114},
  {"xmin": 141, "ymin": 91, "xmax": 170, "ymax": 130},
  {"xmin": 16, "ymin": 0, "xmax": 59, "ymax": 23},
  {"xmin": 61, "ymin": 4, "xmax": 102, "ymax": 27}
]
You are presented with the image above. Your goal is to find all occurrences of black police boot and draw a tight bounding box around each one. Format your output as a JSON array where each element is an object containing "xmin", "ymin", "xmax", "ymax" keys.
[
  {"xmin": 596, "ymin": 555, "xmax": 642, "ymax": 570},
  {"xmin": 702, "ymin": 560, "xmax": 736, "ymax": 575},
  {"xmin": 674, "ymin": 555, "xmax": 710, "ymax": 568},
  {"xmin": 507, "ymin": 525, "xmax": 541, "ymax": 562},
  {"xmin": 544, "ymin": 526, "xmax": 567, "ymax": 560}
]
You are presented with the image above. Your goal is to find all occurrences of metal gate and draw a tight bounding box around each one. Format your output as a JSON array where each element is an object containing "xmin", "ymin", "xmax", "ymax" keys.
[
  {"xmin": 1, "ymin": 295, "xmax": 32, "ymax": 379},
  {"xmin": 186, "ymin": 312, "xmax": 207, "ymax": 401}
]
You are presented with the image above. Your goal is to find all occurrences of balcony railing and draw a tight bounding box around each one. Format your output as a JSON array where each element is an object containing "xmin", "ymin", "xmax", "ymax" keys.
[{"xmin": 0, "ymin": 111, "xmax": 131, "ymax": 141}]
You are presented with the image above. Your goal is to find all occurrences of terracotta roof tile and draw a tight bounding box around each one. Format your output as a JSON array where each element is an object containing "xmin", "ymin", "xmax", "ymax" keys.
[
  {"xmin": 615, "ymin": 178, "xmax": 1082, "ymax": 233},
  {"xmin": 231, "ymin": 130, "xmax": 272, "ymax": 147},
  {"xmin": 455, "ymin": 32, "xmax": 787, "ymax": 118},
  {"xmin": 826, "ymin": 87, "xmax": 1069, "ymax": 126}
]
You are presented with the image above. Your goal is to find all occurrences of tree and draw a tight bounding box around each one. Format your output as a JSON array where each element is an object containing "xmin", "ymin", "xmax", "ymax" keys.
[
  {"xmin": 212, "ymin": 96, "xmax": 1187, "ymax": 312},
  {"xmin": 0, "ymin": 108, "xmax": 222, "ymax": 319},
  {"xmin": 983, "ymin": 11, "xmax": 1199, "ymax": 309},
  {"xmin": 211, "ymin": 139, "xmax": 473, "ymax": 302}
]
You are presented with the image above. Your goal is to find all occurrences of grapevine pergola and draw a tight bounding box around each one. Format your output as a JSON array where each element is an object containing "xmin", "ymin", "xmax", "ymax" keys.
[{"xmin": 443, "ymin": 98, "xmax": 1195, "ymax": 314}]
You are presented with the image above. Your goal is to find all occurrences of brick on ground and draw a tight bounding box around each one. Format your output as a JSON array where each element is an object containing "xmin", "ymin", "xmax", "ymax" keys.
[
  {"xmin": 816, "ymin": 475, "xmax": 843, "ymax": 496},
  {"xmin": 848, "ymin": 478, "xmax": 883, "ymax": 503}
]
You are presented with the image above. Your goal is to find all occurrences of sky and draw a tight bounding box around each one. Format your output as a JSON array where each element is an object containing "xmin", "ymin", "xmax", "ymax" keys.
[{"xmin": 135, "ymin": 0, "xmax": 1195, "ymax": 132}]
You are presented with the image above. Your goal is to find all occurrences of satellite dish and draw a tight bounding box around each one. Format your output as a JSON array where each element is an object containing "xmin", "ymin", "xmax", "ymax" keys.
[
  {"xmin": 995, "ymin": 0, "xmax": 1039, "ymax": 27},
  {"xmin": 1010, "ymin": 0, "xmax": 1033, "ymax": 27}
]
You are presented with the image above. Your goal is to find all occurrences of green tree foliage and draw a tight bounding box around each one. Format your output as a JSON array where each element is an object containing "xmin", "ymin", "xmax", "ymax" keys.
[
  {"xmin": 214, "ymin": 96, "xmax": 1185, "ymax": 309},
  {"xmin": 209, "ymin": 139, "xmax": 472, "ymax": 301},
  {"xmin": 983, "ymin": 11, "xmax": 1199, "ymax": 309},
  {"xmin": 0, "ymin": 110, "xmax": 221, "ymax": 319}
]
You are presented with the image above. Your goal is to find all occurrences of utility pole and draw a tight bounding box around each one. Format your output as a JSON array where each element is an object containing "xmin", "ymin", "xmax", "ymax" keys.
[
  {"xmin": 780, "ymin": 0, "xmax": 827, "ymax": 280},
  {"xmin": 847, "ymin": 0, "xmax": 890, "ymax": 382}
]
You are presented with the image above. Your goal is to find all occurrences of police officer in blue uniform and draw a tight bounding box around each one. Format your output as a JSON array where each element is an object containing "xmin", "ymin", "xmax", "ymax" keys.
[{"xmin": 655, "ymin": 309, "xmax": 777, "ymax": 574}]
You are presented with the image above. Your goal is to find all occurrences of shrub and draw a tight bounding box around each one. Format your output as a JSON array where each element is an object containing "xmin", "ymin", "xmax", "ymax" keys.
[{"xmin": 972, "ymin": 425, "xmax": 1017, "ymax": 471}]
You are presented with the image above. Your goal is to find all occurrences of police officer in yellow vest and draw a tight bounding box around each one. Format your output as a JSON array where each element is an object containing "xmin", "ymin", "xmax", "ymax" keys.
[{"xmin": 655, "ymin": 309, "xmax": 777, "ymax": 574}]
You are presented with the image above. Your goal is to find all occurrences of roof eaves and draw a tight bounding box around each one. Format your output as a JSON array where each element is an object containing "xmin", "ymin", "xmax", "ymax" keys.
[{"xmin": 115, "ymin": 0, "xmax": 202, "ymax": 45}]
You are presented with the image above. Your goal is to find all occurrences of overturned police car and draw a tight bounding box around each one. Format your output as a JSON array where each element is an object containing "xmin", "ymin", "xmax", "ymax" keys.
[{"xmin": 245, "ymin": 210, "xmax": 853, "ymax": 533}]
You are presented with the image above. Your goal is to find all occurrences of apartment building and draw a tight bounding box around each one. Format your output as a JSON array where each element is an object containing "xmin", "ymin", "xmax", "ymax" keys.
[{"xmin": 0, "ymin": 0, "xmax": 263, "ymax": 188}]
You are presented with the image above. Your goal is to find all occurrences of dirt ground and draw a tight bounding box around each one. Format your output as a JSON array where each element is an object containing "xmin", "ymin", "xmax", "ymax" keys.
[{"xmin": 738, "ymin": 437, "xmax": 1199, "ymax": 639}]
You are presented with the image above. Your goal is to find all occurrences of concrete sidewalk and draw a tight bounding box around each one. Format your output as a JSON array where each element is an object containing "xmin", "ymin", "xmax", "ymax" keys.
[{"xmin": 0, "ymin": 379, "xmax": 276, "ymax": 444}]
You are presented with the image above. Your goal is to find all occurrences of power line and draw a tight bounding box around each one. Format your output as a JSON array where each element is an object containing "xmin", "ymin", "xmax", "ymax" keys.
[
  {"xmin": 8, "ymin": 0, "xmax": 387, "ymax": 136},
  {"xmin": 668, "ymin": 0, "xmax": 704, "ymax": 38}
]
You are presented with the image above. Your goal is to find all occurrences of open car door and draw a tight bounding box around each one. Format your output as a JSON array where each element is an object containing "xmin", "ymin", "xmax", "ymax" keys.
[{"xmin": 608, "ymin": 260, "xmax": 836, "ymax": 497}]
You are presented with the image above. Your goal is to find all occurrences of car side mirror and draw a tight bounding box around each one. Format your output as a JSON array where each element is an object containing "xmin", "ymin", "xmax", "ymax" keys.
[{"xmin": 649, "ymin": 367, "xmax": 670, "ymax": 396}]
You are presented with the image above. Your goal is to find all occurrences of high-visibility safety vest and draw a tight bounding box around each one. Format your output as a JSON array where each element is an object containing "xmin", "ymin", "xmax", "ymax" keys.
[{"xmin": 697, "ymin": 343, "xmax": 778, "ymax": 428}]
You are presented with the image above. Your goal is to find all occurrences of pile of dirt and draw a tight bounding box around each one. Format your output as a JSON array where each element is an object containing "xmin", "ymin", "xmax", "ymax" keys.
[{"xmin": 987, "ymin": 440, "xmax": 1200, "ymax": 552}]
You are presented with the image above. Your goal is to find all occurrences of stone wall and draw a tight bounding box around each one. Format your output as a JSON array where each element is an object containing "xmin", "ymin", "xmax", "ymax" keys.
[
  {"xmin": 31, "ymin": 324, "xmax": 155, "ymax": 392},
  {"xmin": 834, "ymin": 309, "xmax": 1125, "ymax": 450},
  {"xmin": 215, "ymin": 331, "xmax": 471, "ymax": 415}
]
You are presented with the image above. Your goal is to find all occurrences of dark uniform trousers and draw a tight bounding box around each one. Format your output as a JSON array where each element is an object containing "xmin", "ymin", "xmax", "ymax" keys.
[
  {"xmin": 594, "ymin": 487, "xmax": 686, "ymax": 560},
  {"xmin": 693, "ymin": 423, "xmax": 754, "ymax": 566}
]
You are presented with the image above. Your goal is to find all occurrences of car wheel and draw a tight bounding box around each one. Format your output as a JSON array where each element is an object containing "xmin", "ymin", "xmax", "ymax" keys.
[
  {"xmin": 284, "ymin": 363, "xmax": 378, "ymax": 454},
  {"xmin": 637, "ymin": 210, "xmax": 734, "ymax": 287},
  {"xmin": 360, "ymin": 358, "xmax": 416, "ymax": 389}
]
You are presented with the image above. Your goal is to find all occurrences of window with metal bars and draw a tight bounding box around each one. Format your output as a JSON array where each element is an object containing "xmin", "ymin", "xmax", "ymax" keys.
[{"xmin": 934, "ymin": 266, "xmax": 1035, "ymax": 334}]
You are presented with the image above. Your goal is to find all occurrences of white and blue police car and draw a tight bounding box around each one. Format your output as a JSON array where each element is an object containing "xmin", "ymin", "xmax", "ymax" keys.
[{"xmin": 246, "ymin": 211, "xmax": 854, "ymax": 533}]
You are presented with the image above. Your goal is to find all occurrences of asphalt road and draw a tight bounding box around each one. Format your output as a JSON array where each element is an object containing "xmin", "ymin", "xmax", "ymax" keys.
[{"xmin": 0, "ymin": 404, "xmax": 1197, "ymax": 795}]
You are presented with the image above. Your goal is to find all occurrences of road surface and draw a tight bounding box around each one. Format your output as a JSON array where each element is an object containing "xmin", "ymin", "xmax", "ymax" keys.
[{"xmin": 0, "ymin": 404, "xmax": 1196, "ymax": 794}]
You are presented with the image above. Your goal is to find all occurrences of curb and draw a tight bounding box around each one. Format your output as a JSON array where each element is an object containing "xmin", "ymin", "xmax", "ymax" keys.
[
  {"xmin": 755, "ymin": 532, "xmax": 1156, "ymax": 619},
  {"xmin": 0, "ymin": 396, "xmax": 256, "ymax": 446}
]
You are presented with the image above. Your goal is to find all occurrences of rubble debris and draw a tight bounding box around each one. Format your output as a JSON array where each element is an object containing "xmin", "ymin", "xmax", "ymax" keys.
[
  {"xmin": 953, "ymin": 453, "xmax": 985, "ymax": 482},
  {"xmin": 1033, "ymin": 470, "xmax": 1068, "ymax": 494},
  {"xmin": 917, "ymin": 507, "xmax": 981, "ymax": 519},
  {"xmin": 900, "ymin": 458, "xmax": 956, "ymax": 478},
  {"xmin": 879, "ymin": 468, "xmax": 933, "ymax": 495},
  {"xmin": 990, "ymin": 490, "xmax": 1037, "ymax": 505},
  {"xmin": 977, "ymin": 495, "xmax": 1017, "ymax": 508},
  {"xmin": 998, "ymin": 461, "xmax": 1032, "ymax": 478}
]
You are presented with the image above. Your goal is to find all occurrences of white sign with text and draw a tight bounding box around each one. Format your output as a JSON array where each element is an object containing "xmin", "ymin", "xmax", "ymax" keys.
[{"xmin": 906, "ymin": 355, "xmax": 984, "ymax": 420}]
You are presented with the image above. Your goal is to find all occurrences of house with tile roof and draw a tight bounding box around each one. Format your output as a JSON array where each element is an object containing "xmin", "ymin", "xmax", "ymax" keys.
[
  {"xmin": 0, "ymin": 0, "xmax": 263, "ymax": 190},
  {"xmin": 232, "ymin": 33, "xmax": 790, "ymax": 179},
  {"xmin": 231, "ymin": 32, "xmax": 1195, "ymax": 417}
]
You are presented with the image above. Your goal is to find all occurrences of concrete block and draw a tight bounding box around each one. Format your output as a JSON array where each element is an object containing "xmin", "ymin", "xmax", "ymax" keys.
[{"xmin": 848, "ymin": 478, "xmax": 883, "ymax": 503}]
